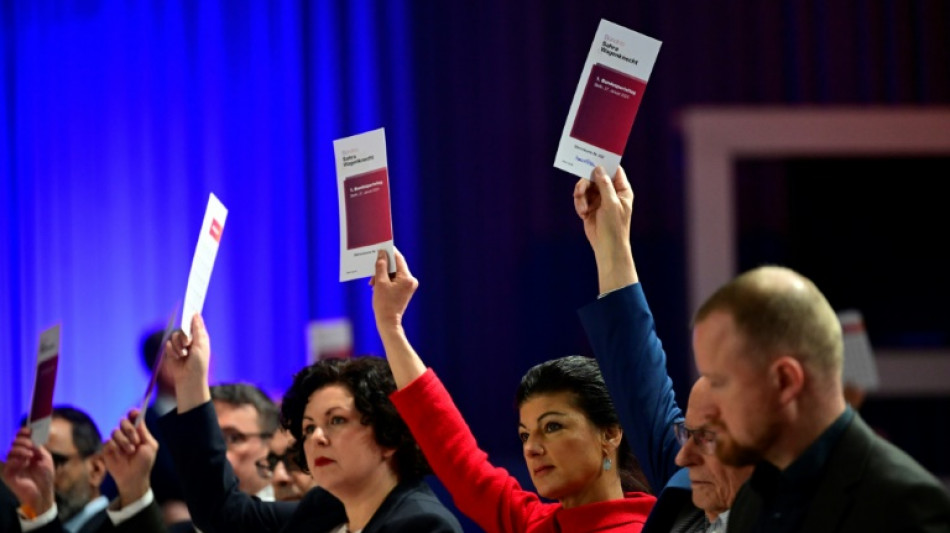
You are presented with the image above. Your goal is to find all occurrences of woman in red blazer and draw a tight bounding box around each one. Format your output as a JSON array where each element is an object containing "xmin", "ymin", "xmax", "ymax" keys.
[{"xmin": 372, "ymin": 249, "xmax": 657, "ymax": 533}]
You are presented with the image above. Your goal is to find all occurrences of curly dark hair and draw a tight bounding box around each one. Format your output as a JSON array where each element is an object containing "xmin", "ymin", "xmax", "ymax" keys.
[
  {"xmin": 515, "ymin": 355, "xmax": 652, "ymax": 494},
  {"xmin": 279, "ymin": 355, "xmax": 432, "ymax": 483}
]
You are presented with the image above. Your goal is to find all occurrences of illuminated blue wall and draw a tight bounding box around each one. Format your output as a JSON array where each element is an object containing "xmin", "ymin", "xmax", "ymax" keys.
[{"xmin": 1, "ymin": 0, "xmax": 418, "ymax": 449}]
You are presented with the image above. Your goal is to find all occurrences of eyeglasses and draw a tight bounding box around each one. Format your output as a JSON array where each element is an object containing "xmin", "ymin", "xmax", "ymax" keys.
[
  {"xmin": 221, "ymin": 428, "xmax": 273, "ymax": 448},
  {"xmin": 255, "ymin": 450, "xmax": 303, "ymax": 479},
  {"xmin": 673, "ymin": 421, "xmax": 717, "ymax": 455},
  {"xmin": 49, "ymin": 451, "xmax": 83, "ymax": 469}
]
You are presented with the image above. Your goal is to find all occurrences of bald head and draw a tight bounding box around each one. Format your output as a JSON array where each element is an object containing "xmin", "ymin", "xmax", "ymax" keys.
[{"xmin": 694, "ymin": 266, "xmax": 843, "ymax": 382}]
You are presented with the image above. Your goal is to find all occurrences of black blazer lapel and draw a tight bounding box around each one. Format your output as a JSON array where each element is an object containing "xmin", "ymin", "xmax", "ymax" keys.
[
  {"xmin": 725, "ymin": 481, "xmax": 762, "ymax": 533},
  {"xmin": 798, "ymin": 414, "xmax": 870, "ymax": 532}
]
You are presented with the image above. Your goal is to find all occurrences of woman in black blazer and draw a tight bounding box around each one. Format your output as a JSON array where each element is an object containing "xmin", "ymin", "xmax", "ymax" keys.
[{"xmin": 160, "ymin": 314, "xmax": 462, "ymax": 533}]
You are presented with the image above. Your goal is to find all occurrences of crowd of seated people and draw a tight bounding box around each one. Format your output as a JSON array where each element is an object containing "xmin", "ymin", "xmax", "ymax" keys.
[{"xmin": 4, "ymin": 164, "xmax": 949, "ymax": 533}]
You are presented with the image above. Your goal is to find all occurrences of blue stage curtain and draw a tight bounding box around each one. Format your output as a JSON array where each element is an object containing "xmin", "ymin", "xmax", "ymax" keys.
[{"xmin": 1, "ymin": 0, "xmax": 418, "ymax": 449}]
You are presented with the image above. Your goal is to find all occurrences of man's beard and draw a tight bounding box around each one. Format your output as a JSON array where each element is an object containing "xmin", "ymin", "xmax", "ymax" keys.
[
  {"xmin": 715, "ymin": 433, "xmax": 764, "ymax": 467},
  {"xmin": 713, "ymin": 420, "xmax": 779, "ymax": 467},
  {"xmin": 56, "ymin": 483, "xmax": 92, "ymax": 523}
]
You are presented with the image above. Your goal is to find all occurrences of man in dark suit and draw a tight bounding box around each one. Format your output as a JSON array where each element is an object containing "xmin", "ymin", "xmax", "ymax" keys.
[
  {"xmin": 140, "ymin": 327, "xmax": 194, "ymax": 531},
  {"xmin": 690, "ymin": 249, "xmax": 950, "ymax": 529},
  {"xmin": 574, "ymin": 164, "xmax": 752, "ymax": 532},
  {"xmin": 4, "ymin": 406, "xmax": 110, "ymax": 533}
]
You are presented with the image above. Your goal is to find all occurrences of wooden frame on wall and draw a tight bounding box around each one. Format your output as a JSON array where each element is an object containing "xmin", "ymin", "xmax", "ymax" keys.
[{"xmin": 681, "ymin": 107, "xmax": 950, "ymax": 396}]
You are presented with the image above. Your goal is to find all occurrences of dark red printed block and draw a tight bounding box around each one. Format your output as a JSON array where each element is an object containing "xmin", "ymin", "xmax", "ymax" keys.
[
  {"xmin": 570, "ymin": 63, "xmax": 647, "ymax": 154},
  {"xmin": 344, "ymin": 168, "xmax": 393, "ymax": 250}
]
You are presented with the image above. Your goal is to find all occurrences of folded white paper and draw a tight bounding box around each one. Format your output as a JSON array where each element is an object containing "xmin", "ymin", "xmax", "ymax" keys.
[
  {"xmin": 181, "ymin": 193, "xmax": 228, "ymax": 338},
  {"xmin": 554, "ymin": 19, "xmax": 661, "ymax": 179},
  {"xmin": 334, "ymin": 127, "xmax": 395, "ymax": 281}
]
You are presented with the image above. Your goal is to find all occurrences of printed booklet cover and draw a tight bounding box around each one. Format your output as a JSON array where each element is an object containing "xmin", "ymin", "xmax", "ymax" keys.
[
  {"xmin": 554, "ymin": 19, "xmax": 661, "ymax": 179},
  {"xmin": 29, "ymin": 324, "xmax": 60, "ymax": 445},
  {"xmin": 334, "ymin": 127, "xmax": 395, "ymax": 281}
]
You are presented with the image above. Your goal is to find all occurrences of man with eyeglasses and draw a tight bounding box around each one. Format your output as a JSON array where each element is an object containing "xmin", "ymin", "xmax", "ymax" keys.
[
  {"xmin": 670, "ymin": 379, "xmax": 752, "ymax": 532},
  {"xmin": 209, "ymin": 383, "xmax": 279, "ymax": 501},
  {"xmin": 574, "ymin": 165, "xmax": 752, "ymax": 532},
  {"xmin": 2, "ymin": 406, "xmax": 109, "ymax": 533},
  {"xmin": 256, "ymin": 428, "xmax": 315, "ymax": 502}
]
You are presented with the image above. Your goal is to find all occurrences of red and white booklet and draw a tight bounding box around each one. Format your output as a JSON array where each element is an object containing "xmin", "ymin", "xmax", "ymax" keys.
[
  {"xmin": 28, "ymin": 324, "xmax": 61, "ymax": 445},
  {"xmin": 333, "ymin": 127, "xmax": 395, "ymax": 281},
  {"xmin": 181, "ymin": 192, "xmax": 228, "ymax": 339},
  {"xmin": 554, "ymin": 19, "xmax": 661, "ymax": 179}
]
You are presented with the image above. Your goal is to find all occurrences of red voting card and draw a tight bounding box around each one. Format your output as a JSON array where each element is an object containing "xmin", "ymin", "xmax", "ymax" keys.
[
  {"xmin": 28, "ymin": 324, "xmax": 61, "ymax": 445},
  {"xmin": 30, "ymin": 357, "xmax": 58, "ymax": 422},
  {"xmin": 344, "ymin": 168, "xmax": 393, "ymax": 250},
  {"xmin": 570, "ymin": 63, "xmax": 647, "ymax": 155}
]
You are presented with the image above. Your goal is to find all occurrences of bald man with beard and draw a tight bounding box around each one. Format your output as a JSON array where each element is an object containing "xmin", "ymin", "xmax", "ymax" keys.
[{"xmin": 692, "ymin": 265, "xmax": 950, "ymax": 532}]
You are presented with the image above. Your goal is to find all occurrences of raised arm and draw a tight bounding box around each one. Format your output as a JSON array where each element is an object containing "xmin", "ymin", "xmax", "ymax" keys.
[
  {"xmin": 165, "ymin": 314, "xmax": 213, "ymax": 413},
  {"xmin": 573, "ymin": 165, "xmax": 637, "ymax": 293},
  {"xmin": 102, "ymin": 409, "xmax": 165, "ymax": 533},
  {"xmin": 2, "ymin": 427, "xmax": 55, "ymax": 524},
  {"xmin": 372, "ymin": 249, "xmax": 551, "ymax": 532},
  {"xmin": 370, "ymin": 249, "xmax": 426, "ymax": 389},
  {"xmin": 575, "ymin": 165, "xmax": 682, "ymax": 491},
  {"xmin": 159, "ymin": 315, "xmax": 310, "ymax": 533}
]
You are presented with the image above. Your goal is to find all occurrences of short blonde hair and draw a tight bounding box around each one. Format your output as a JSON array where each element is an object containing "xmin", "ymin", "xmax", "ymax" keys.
[{"xmin": 693, "ymin": 265, "xmax": 843, "ymax": 378}]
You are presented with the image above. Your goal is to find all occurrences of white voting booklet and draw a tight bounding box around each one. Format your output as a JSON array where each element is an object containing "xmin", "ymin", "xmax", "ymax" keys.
[
  {"xmin": 181, "ymin": 193, "xmax": 228, "ymax": 338},
  {"xmin": 554, "ymin": 19, "xmax": 661, "ymax": 179},
  {"xmin": 334, "ymin": 127, "xmax": 395, "ymax": 281}
]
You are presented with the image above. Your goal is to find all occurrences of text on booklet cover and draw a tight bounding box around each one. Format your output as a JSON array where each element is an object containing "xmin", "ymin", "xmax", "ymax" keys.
[
  {"xmin": 334, "ymin": 127, "xmax": 395, "ymax": 281},
  {"xmin": 554, "ymin": 19, "xmax": 661, "ymax": 179}
]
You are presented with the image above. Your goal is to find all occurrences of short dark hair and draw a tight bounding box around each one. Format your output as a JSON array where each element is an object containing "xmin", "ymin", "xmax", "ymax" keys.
[
  {"xmin": 516, "ymin": 355, "xmax": 651, "ymax": 494},
  {"xmin": 280, "ymin": 356, "xmax": 431, "ymax": 482},
  {"xmin": 210, "ymin": 383, "xmax": 279, "ymax": 436},
  {"xmin": 141, "ymin": 328, "xmax": 166, "ymax": 373},
  {"xmin": 52, "ymin": 406, "xmax": 102, "ymax": 456}
]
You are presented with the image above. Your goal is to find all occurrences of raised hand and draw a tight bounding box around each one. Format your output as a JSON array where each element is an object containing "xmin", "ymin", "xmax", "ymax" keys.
[
  {"xmin": 1, "ymin": 427, "xmax": 55, "ymax": 515},
  {"xmin": 164, "ymin": 314, "xmax": 213, "ymax": 412},
  {"xmin": 370, "ymin": 248, "xmax": 419, "ymax": 332},
  {"xmin": 573, "ymin": 165, "xmax": 638, "ymax": 293},
  {"xmin": 103, "ymin": 409, "xmax": 159, "ymax": 508},
  {"xmin": 369, "ymin": 248, "xmax": 426, "ymax": 389}
]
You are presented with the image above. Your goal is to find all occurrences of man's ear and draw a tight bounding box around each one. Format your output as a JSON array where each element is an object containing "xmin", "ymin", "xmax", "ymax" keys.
[
  {"xmin": 86, "ymin": 452, "xmax": 108, "ymax": 488},
  {"xmin": 772, "ymin": 355, "xmax": 805, "ymax": 406}
]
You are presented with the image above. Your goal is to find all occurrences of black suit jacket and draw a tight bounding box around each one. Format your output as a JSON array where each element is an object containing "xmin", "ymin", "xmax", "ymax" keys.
[
  {"xmin": 727, "ymin": 414, "xmax": 950, "ymax": 533},
  {"xmin": 160, "ymin": 401, "xmax": 462, "ymax": 533},
  {"xmin": 31, "ymin": 501, "xmax": 165, "ymax": 533}
]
